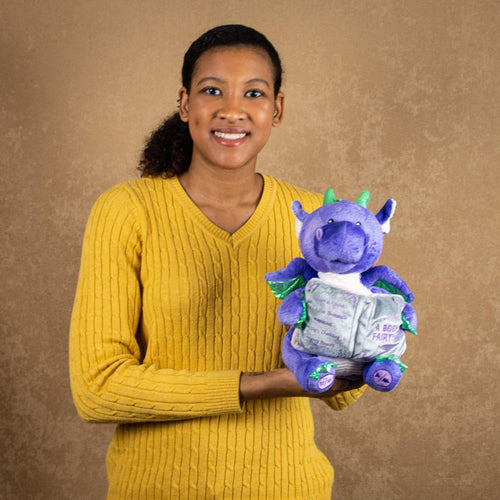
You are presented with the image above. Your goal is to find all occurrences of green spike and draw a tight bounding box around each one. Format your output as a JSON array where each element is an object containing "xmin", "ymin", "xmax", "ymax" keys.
[
  {"xmin": 356, "ymin": 190, "xmax": 370, "ymax": 208},
  {"xmin": 323, "ymin": 188, "xmax": 336, "ymax": 205}
]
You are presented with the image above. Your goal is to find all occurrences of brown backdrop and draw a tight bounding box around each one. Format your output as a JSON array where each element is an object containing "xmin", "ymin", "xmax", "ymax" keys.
[{"xmin": 1, "ymin": 1, "xmax": 498, "ymax": 499}]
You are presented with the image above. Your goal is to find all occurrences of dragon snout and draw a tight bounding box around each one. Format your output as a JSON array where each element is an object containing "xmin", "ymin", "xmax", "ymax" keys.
[{"xmin": 315, "ymin": 221, "xmax": 366, "ymax": 264}]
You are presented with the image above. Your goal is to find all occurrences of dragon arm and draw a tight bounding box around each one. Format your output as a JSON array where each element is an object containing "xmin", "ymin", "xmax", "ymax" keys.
[
  {"xmin": 361, "ymin": 265, "xmax": 414, "ymax": 302},
  {"xmin": 401, "ymin": 302, "xmax": 417, "ymax": 334},
  {"xmin": 277, "ymin": 289, "xmax": 307, "ymax": 327},
  {"xmin": 265, "ymin": 257, "xmax": 317, "ymax": 299},
  {"xmin": 361, "ymin": 265, "xmax": 418, "ymax": 334}
]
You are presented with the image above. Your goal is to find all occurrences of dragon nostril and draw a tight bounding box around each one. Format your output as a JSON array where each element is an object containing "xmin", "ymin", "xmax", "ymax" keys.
[{"xmin": 315, "ymin": 228, "xmax": 323, "ymax": 240}]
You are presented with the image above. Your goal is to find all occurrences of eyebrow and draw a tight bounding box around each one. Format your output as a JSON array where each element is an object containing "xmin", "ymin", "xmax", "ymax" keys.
[{"xmin": 195, "ymin": 76, "xmax": 271, "ymax": 88}]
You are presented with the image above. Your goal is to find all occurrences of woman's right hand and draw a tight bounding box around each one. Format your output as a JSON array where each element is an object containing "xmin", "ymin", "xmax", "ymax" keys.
[{"xmin": 239, "ymin": 368, "xmax": 365, "ymax": 402}]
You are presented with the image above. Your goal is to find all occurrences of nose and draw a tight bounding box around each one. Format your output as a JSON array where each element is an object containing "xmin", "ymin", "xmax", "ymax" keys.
[
  {"xmin": 217, "ymin": 95, "xmax": 246, "ymax": 122},
  {"xmin": 316, "ymin": 221, "xmax": 366, "ymax": 263}
]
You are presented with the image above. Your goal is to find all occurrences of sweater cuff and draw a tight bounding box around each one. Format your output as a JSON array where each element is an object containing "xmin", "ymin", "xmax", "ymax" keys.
[{"xmin": 197, "ymin": 370, "xmax": 243, "ymax": 415}]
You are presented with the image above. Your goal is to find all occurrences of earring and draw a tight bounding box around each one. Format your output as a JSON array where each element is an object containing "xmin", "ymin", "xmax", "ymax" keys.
[{"xmin": 176, "ymin": 98, "xmax": 180, "ymax": 109}]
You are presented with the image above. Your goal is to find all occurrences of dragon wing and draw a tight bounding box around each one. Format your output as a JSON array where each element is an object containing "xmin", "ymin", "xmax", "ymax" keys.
[{"xmin": 266, "ymin": 274, "xmax": 307, "ymax": 300}]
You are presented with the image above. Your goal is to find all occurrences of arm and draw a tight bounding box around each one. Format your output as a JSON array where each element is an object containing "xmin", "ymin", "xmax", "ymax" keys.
[
  {"xmin": 240, "ymin": 369, "xmax": 366, "ymax": 403},
  {"xmin": 361, "ymin": 265, "xmax": 414, "ymax": 302},
  {"xmin": 361, "ymin": 265, "xmax": 417, "ymax": 333},
  {"xmin": 265, "ymin": 257, "xmax": 316, "ymax": 327},
  {"xmin": 69, "ymin": 187, "xmax": 242, "ymax": 424},
  {"xmin": 265, "ymin": 257, "xmax": 317, "ymax": 288}
]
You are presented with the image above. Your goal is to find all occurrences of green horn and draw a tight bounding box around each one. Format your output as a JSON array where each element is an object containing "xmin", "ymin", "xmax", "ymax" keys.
[
  {"xmin": 356, "ymin": 191, "xmax": 370, "ymax": 208},
  {"xmin": 323, "ymin": 188, "xmax": 336, "ymax": 205}
]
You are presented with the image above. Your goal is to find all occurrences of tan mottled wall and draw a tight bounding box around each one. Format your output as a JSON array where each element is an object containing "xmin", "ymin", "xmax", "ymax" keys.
[{"xmin": 1, "ymin": 1, "xmax": 498, "ymax": 499}]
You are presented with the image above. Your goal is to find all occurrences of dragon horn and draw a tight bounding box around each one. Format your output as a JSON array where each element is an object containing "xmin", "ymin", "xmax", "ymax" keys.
[
  {"xmin": 356, "ymin": 191, "xmax": 370, "ymax": 208},
  {"xmin": 323, "ymin": 188, "xmax": 336, "ymax": 205}
]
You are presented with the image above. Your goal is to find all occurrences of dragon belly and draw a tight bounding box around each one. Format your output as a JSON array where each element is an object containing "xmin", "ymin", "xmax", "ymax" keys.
[{"xmin": 291, "ymin": 278, "xmax": 407, "ymax": 375}]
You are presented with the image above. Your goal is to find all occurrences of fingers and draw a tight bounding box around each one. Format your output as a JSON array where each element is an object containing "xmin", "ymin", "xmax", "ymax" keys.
[{"xmin": 310, "ymin": 378, "xmax": 365, "ymax": 399}]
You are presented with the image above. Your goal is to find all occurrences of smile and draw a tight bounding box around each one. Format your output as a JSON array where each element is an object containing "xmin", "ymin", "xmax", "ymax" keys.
[{"xmin": 213, "ymin": 131, "xmax": 247, "ymax": 140}]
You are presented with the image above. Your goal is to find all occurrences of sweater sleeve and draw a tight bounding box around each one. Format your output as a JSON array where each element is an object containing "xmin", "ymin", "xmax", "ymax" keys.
[
  {"xmin": 320, "ymin": 385, "xmax": 367, "ymax": 411},
  {"xmin": 69, "ymin": 186, "xmax": 243, "ymax": 424}
]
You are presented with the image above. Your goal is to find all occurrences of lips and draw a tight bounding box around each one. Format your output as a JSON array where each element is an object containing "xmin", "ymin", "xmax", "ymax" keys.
[{"xmin": 212, "ymin": 128, "xmax": 249, "ymax": 146}]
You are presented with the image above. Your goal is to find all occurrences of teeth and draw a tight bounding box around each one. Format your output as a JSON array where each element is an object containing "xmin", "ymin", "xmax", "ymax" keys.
[{"xmin": 214, "ymin": 131, "xmax": 246, "ymax": 140}]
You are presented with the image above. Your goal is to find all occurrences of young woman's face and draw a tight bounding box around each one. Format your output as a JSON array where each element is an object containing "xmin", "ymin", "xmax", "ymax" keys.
[{"xmin": 179, "ymin": 46, "xmax": 284, "ymax": 172}]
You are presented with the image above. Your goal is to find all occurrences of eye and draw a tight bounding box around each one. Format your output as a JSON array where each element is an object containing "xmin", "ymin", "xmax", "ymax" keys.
[
  {"xmin": 355, "ymin": 221, "xmax": 362, "ymax": 226},
  {"xmin": 202, "ymin": 87, "xmax": 222, "ymax": 96},
  {"xmin": 328, "ymin": 219, "xmax": 334, "ymax": 224},
  {"xmin": 245, "ymin": 89, "xmax": 264, "ymax": 98}
]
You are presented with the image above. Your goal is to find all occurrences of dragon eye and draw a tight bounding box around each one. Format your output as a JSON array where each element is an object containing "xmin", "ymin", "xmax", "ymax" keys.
[
  {"xmin": 328, "ymin": 219, "xmax": 334, "ymax": 224},
  {"xmin": 355, "ymin": 221, "xmax": 362, "ymax": 226}
]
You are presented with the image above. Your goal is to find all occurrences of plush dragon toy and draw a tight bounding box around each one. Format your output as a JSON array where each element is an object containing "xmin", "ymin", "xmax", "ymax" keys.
[{"xmin": 265, "ymin": 189, "xmax": 417, "ymax": 393}]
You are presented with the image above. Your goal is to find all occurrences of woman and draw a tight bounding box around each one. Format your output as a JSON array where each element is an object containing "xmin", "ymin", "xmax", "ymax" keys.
[{"xmin": 70, "ymin": 24, "xmax": 365, "ymax": 499}]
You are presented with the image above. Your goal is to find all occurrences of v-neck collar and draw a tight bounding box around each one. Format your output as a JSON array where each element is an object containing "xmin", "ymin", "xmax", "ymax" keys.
[{"xmin": 168, "ymin": 173, "xmax": 276, "ymax": 246}]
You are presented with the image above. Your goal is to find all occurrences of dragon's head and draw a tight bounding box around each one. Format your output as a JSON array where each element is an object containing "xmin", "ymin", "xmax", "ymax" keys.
[{"xmin": 292, "ymin": 189, "xmax": 396, "ymax": 274}]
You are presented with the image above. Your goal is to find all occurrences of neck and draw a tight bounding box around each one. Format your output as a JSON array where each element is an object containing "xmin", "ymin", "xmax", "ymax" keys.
[
  {"xmin": 178, "ymin": 163, "xmax": 263, "ymax": 208},
  {"xmin": 177, "ymin": 164, "xmax": 264, "ymax": 234}
]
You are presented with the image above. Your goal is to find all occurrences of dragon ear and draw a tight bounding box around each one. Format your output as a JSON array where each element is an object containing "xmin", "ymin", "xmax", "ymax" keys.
[
  {"xmin": 376, "ymin": 199, "xmax": 397, "ymax": 234},
  {"xmin": 291, "ymin": 200, "xmax": 308, "ymax": 238}
]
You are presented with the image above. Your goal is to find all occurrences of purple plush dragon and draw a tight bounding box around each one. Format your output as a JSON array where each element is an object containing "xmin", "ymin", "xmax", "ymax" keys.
[{"xmin": 265, "ymin": 189, "xmax": 417, "ymax": 393}]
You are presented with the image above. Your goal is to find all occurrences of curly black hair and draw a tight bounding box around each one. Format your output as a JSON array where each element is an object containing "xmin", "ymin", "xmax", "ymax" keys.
[{"xmin": 138, "ymin": 24, "xmax": 283, "ymax": 178}]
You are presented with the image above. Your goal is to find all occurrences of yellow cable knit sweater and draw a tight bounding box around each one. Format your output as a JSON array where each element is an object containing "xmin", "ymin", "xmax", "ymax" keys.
[{"xmin": 70, "ymin": 174, "xmax": 365, "ymax": 499}]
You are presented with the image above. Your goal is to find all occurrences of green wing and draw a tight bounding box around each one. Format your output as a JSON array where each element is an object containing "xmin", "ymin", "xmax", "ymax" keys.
[{"xmin": 266, "ymin": 274, "xmax": 307, "ymax": 300}]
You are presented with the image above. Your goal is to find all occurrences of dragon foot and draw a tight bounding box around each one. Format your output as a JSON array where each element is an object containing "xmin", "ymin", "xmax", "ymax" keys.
[
  {"xmin": 282, "ymin": 329, "xmax": 336, "ymax": 393},
  {"xmin": 363, "ymin": 357, "xmax": 405, "ymax": 392}
]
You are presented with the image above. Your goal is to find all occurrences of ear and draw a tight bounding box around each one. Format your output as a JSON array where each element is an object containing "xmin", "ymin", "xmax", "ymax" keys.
[
  {"xmin": 178, "ymin": 87, "xmax": 189, "ymax": 122},
  {"xmin": 291, "ymin": 200, "xmax": 308, "ymax": 238},
  {"xmin": 272, "ymin": 91, "xmax": 284, "ymax": 127},
  {"xmin": 376, "ymin": 199, "xmax": 397, "ymax": 234}
]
